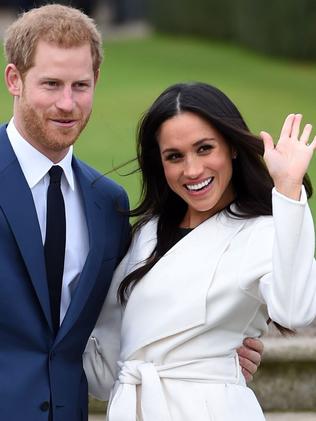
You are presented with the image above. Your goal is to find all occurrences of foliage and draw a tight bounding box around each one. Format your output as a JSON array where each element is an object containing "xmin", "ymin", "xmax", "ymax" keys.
[
  {"xmin": 0, "ymin": 35, "xmax": 315, "ymax": 214},
  {"xmin": 148, "ymin": 0, "xmax": 316, "ymax": 60}
]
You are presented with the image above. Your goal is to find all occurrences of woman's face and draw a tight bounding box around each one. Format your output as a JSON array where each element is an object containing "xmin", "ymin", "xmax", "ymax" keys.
[{"xmin": 158, "ymin": 111, "xmax": 235, "ymax": 228}]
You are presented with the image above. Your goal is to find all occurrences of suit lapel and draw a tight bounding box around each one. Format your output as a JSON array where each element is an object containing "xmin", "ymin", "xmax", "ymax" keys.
[
  {"xmin": 56, "ymin": 158, "xmax": 107, "ymax": 342},
  {"xmin": 0, "ymin": 126, "xmax": 53, "ymax": 331}
]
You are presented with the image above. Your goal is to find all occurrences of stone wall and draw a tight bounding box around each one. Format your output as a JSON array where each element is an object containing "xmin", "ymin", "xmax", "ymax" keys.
[{"xmin": 250, "ymin": 322, "xmax": 316, "ymax": 411}]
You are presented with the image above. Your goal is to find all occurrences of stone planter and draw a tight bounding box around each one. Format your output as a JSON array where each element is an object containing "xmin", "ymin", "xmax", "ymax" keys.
[{"xmin": 250, "ymin": 337, "xmax": 316, "ymax": 411}]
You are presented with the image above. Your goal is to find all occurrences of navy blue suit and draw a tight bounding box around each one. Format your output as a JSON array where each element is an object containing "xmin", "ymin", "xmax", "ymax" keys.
[{"xmin": 0, "ymin": 124, "xmax": 130, "ymax": 420}]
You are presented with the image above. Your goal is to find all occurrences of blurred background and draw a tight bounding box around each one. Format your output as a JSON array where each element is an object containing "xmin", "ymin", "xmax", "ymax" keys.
[
  {"xmin": 0, "ymin": 0, "xmax": 146, "ymax": 23},
  {"xmin": 0, "ymin": 0, "xmax": 315, "ymax": 211},
  {"xmin": 0, "ymin": 1, "xmax": 316, "ymax": 419}
]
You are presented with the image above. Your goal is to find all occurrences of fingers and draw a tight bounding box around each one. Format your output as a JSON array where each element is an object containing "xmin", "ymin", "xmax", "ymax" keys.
[
  {"xmin": 280, "ymin": 113, "xmax": 312, "ymax": 143},
  {"xmin": 237, "ymin": 338, "xmax": 264, "ymax": 383},
  {"xmin": 238, "ymin": 355, "xmax": 258, "ymax": 380},
  {"xmin": 243, "ymin": 337, "xmax": 264, "ymax": 355},
  {"xmin": 241, "ymin": 367, "xmax": 253, "ymax": 383},
  {"xmin": 260, "ymin": 131, "xmax": 274, "ymax": 152},
  {"xmin": 308, "ymin": 135, "xmax": 316, "ymax": 149},
  {"xmin": 300, "ymin": 123, "xmax": 313, "ymax": 144},
  {"xmin": 279, "ymin": 113, "xmax": 295, "ymax": 139},
  {"xmin": 237, "ymin": 347, "xmax": 261, "ymax": 366},
  {"xmin": 291, "ymin": 114, "xmax": 302, "ymax": 140},
  {"xmin": 267, "ymin": 113, "xmax": 313, "ymax": 146}
]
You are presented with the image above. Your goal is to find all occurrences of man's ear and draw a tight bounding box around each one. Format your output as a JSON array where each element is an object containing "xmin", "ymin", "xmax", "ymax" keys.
[
  {"xmin": 5, "ymin": 64, "xmax": 23, "ymax": 96},
  {"xmin": 94, "ymin": 68, "xmax": 100, "ymax": 87}
]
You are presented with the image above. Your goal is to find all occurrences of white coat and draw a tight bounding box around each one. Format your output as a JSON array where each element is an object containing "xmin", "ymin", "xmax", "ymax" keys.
[{"xmin": 84, "ymin": 188, "xmax": 316, "ymax": 421}]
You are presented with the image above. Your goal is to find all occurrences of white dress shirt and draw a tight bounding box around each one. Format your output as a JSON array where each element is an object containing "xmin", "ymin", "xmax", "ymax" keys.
[{"xmin": 7, "ymin": 118, "xmax": 89, "ymax": 323}]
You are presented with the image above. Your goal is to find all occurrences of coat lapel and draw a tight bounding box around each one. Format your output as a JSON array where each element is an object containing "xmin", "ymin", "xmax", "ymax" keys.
[
  {"xmin": 121, "ymin": 214, "xmax": 246, "ymax": 359},
  {"xmin": 56, "ymin": 158, "xmax": 107, "ymax": 342},
  {"xmin": 0, "ymin": 126, "xmax": 53, "ymax": 330}
]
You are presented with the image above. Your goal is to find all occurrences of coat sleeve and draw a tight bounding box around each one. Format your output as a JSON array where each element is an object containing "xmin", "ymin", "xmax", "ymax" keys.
[
  {"xmin": 83, "ymin": 220, "xmax": 157, "ymax": 400},
  {"xmin": 239, "ymin": 186, "xmax": 316, "ymax": 330},
  {"xmin": 261, "ymin": 187, "xmax": 316, "ymax": 328},
  {"xmin": 83, "ymin": 250, "xmax": 129, "ymax": 400}
]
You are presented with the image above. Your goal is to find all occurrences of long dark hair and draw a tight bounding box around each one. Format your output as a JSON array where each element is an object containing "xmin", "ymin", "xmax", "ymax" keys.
[{"xmin": 118, "ymin": 82, "xmax": 312, "ymax": 333}]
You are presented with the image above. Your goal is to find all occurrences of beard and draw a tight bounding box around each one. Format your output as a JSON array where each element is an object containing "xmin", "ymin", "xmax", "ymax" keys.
[{"xmin": 20, "ymin": 99, "xmax": 91, "ymax": 153}]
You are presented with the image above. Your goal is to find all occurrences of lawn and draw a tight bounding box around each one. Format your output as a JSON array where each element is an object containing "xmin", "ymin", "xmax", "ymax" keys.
[{"xmin": 1, "ymin": 34, "xmax": 315, "ymax": 214}]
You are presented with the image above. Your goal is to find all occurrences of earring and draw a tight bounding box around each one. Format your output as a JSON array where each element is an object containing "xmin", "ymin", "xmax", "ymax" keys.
[{"xmin": 232, "ymin": 153, "xmax": 237, "ymax": 159}]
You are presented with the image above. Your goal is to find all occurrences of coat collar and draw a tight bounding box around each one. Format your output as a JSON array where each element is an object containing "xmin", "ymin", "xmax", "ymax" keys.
[
  {"xmin": 120, "ymin": 213, "xmax": 247, "ymax": 359},
  {"xmin": 6, "ymin": 119, "xmax": 75, "ymax": 190},
  {"xmin": 0, "ymin": 125, "xmax": 53, "ymax": 330},
  {"xmin": 54, "ymin": 158, "xmax": 109, "ymax": 344}
]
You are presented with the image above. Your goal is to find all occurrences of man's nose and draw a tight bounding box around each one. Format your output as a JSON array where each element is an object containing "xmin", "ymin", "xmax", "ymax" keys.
[{"xmin": 55, "ymin": 87, "xmax": 75, "ymax": 112}]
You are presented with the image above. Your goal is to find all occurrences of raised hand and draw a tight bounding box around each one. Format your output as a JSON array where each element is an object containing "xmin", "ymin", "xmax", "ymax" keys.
[{"xmin": 260, "ymin": 114, "xmax": 316, "ymax": 200}]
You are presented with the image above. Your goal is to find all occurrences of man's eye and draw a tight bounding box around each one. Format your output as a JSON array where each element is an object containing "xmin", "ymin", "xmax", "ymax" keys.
[
  {"xmin": 74, "ymin": 82, "xmax": 90, "ymax": 89},
  {"xmin": 44, "ymin": 81, "xmax": 58, "ymax": 87}
]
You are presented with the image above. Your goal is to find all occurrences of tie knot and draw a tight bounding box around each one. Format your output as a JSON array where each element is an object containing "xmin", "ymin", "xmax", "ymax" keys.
[{"xmin": 49, "ymin": 165, "xmax": 63, "ymax": 184}]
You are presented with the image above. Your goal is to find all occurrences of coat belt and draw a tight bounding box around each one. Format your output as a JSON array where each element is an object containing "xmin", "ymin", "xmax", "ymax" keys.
[{"xmin": 107, "ymin": 355, "xmax": 243, "ymax": 421}]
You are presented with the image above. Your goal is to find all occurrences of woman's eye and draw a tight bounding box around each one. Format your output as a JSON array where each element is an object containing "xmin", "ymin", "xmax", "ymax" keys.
[
  {"xmin": 198, "ymin": 144, "xmax": 213, "ymax": 153},
  {"xmin": 166, "ymin": 153, "xmax": 182, "ymax": 161}
]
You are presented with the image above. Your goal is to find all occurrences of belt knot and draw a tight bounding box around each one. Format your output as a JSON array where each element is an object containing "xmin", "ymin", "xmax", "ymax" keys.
[{"xmin": 117, "ymin": 360, "xmax": 156, "ymax": 385}]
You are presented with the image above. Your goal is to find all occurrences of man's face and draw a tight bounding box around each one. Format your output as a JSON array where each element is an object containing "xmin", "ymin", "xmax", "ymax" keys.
[{"xmin": 7, "ymin": 40, "xmax": 97, "ymax": 162}]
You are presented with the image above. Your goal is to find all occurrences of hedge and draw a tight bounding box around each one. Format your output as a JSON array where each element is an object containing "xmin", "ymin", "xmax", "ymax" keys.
[{"xmin": 148, "ymin": 0, "xmax": 316, "ymax": 60}]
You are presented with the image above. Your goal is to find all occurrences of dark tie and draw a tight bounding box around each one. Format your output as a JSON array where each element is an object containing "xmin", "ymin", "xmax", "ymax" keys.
[{"xmin": 44, "ymin": 165, "xmax": 66, "ymax": 335}]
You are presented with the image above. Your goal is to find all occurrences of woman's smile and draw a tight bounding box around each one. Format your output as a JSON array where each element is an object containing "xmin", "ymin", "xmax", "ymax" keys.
[{"xmin": 184, "ymin": 176, "xmax": 214, "ymax": 194}]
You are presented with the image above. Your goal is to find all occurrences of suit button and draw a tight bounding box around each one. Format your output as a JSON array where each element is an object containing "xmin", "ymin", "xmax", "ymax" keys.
[{"xmin": 40, "ymin": 401, "xmax": 50, "ymax": 411}]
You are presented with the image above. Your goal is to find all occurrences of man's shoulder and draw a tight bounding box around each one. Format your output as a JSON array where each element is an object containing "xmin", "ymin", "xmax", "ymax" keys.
[
  {"xmin": 0, "ymin": 123, "xmax": 8, "ymax": 139},
  {"xmin": 74, "ymin": 158, "xmax": 103, "ymax": 180},
  {"xmin": 74, "ymin": 158, "xmax": 128, "ymax": 201}
]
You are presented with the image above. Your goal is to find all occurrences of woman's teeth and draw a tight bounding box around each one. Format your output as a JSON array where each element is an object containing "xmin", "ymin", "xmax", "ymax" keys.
[{"xmin": 185, "ymin": 177, "xmax": 214, "ymax": 191}]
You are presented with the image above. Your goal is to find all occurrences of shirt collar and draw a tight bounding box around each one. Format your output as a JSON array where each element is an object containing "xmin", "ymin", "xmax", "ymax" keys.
[{"xmin": 6, "ymin": 118, "xmax": 75, "ymax": 190}]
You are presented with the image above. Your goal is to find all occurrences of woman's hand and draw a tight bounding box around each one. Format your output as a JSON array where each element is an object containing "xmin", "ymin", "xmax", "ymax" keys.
[
  {"xmin": 260, "ymin": 114, "xmax": 316, "ymax": 200},
  {"xmin": 237, "ymin": 337, "xmax": 264, "ymax": 382}
]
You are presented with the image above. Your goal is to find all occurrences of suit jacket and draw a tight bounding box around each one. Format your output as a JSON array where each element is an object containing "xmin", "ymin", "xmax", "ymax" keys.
[
  {"xmin": 0, "ymin": 124, "xmax": 130, "ymax": 421},
  {"xmin": 84, "ymin": 189, "xmax": 316, "ymax": 421}
]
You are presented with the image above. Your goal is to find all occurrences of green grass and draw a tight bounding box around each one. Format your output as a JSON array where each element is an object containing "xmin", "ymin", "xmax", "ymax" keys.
[{"xmin": 1, "ymin": 34, "xmax": 316, "ymax": 214}]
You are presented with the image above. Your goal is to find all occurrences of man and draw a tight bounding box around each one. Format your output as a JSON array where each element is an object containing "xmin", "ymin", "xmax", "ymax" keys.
[
  {"xmin": 0, "ymin": 4, "xmax": 262, "ymax": 421},
  {"xmin": 1, "ymin": 4, "xmax": 130, "ymax": 420}
]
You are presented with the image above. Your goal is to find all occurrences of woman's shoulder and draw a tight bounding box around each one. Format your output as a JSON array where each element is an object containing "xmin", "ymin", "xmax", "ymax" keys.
[
  {"xmin": 133, "ymin": 217, "xmax": 158, "ymax": 241},
  {"xmin": 246, "ymin": 214, "xmax": 273, "ymax": 227},
  {"xmin": 128, "ymin": 217, "xmax": 158, "ymax": 260},
  {"xmin": 240, "ymin": 215, "xmax": 274, "ymax": 241},
  {"xmin": 225, "ymin": 206, "xmax": 273, "ymax": 233}
]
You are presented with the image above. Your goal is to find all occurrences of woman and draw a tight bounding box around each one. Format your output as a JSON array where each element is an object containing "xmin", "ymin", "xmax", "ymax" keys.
[{"xmin": 84, "ymin": 82, "xmax": 316, "ymax": 420}]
